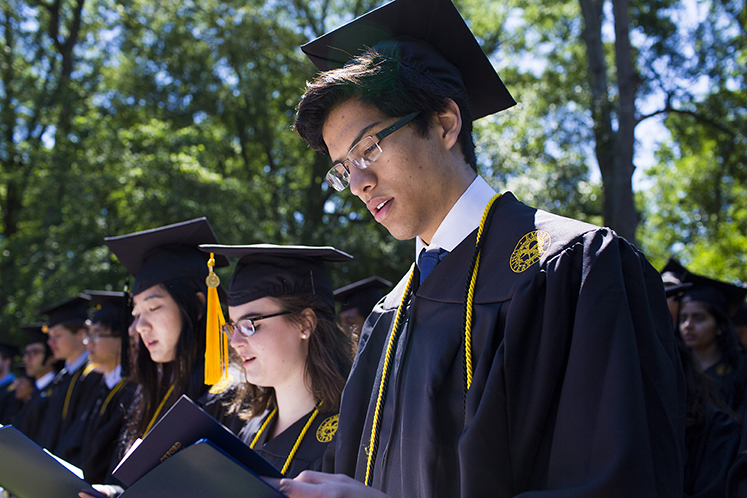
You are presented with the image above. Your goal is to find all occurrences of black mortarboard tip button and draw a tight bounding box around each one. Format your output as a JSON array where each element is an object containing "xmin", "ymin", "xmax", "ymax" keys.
[{"xmin": 301, "ymin": 0, "xmax": 515, "ymax": 120}]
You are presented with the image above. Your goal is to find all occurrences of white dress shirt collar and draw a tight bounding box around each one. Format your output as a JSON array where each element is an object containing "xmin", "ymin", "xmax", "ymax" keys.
[{"xmin": 415, "ymin": 176, "xmax": 496, "ymax": 263}]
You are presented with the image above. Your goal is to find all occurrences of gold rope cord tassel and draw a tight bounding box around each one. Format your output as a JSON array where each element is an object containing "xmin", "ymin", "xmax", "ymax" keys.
[{"xmin": 205, "ymin": 253, "xmax": 229, "ymax": 386}]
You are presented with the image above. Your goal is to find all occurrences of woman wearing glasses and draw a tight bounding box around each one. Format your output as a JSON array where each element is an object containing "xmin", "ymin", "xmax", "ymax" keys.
[{"xmin": 200, "ymin": 244, "xmax": 354, "ymax": 478}]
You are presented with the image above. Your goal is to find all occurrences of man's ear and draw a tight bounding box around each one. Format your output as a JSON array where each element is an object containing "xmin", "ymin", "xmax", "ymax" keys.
[{"xmin": 435, "ymin": 98, "xmax": 462, "ymax": 151}]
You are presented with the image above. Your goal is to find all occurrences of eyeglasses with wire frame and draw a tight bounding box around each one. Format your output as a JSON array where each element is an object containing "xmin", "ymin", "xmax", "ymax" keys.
[
  {"xmin": 325, "ymin": 111, "xmax": 420, "ymax": 191},
  {"xmin": 222, "ymin": 310, "xmax": 292, "ymax": 339}
]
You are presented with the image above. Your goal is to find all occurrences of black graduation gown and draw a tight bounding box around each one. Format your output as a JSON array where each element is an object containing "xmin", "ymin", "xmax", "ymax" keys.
[
  {"xmin": 704, "ymin": 358, "xmax": 747, "ymax": 419},
  {"xmin": 0, "ymin": 377, "xmax": 20, "ymax": 425},
  {"xmin": 79, "ymin": 378, "xmax": 138, "ymax": 483},
  {"xmin": 36, "ymin": 362, "xmax": 102, "ymax": 460},
  {"xmin": 12, "ymin": 382, "xmax": 55, "ymax": 443},
  {"xmin": 242, "ymin": 409, "xmax": 338, "ymax": 478},
  {"xmin": 684, "ymin": 402, "xmax": 741, "ymax": 498},
  {"xmin": 327, "ymin": 193, "xmax": 686, "ymax": 497}
]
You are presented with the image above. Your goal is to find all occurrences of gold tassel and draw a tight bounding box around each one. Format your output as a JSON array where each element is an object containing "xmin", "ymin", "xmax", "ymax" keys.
[{"xmin": 205, "ymin": 253, "xmax": 227, "ymax": 386}]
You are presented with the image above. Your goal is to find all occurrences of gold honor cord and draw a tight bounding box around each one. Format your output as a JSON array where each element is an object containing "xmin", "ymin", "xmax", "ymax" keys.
[
  {"xmin": 364, "ymin": 192, "xmax": 502, "ymax": 486},
  {"xmin": 142, "ymin": 384, "xmax": 175, "ymax": 437},
  {"xmin": 250, "ymin": 406, "xmax": 321, "ymax": 475},
  {"xmin": 463, "ymin": 193, "xmax": 501, "ymax": 390},
  {"xmin": 100, "ymin": 379, "xmax": 127, "ymax": 416},
  {"xmin": 364, "ymin": 265, "xmax": 416, "ymax": 487},
  {"xmin": 62, "ymin": 367, "xmax": 85, "ymax": 421}
]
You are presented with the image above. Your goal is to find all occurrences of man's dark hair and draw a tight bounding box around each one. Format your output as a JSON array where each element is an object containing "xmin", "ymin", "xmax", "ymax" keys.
[{"xmin": 295, "ymin": 47, "xmax": 477, "ymax": 171}]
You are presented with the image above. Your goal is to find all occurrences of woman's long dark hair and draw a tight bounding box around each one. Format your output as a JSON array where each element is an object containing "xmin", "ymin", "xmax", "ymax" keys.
[
  {"xmin": 680, "ymin": 289, "xmax": 744, "ymax": 369},
  {"xmin": 125, "ymin": 277, "xmax": 207, "ymax": 445},
  {"xmin": 229, "ymin": 293, "xmax": 353, "ymax": 419}
]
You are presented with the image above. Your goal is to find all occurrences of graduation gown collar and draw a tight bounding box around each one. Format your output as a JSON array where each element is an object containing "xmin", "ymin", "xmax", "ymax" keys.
[{"xmin": 382, "ymin": 192, "xmax": 600, "ymax": 306}]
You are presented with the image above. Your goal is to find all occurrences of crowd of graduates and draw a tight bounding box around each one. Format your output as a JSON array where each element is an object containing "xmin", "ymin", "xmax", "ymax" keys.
[
  {"xmin": 1, "ymin": 0, "xmax": 747, "ymax": 496},
  {"xmin": 0, "ymin": 218, "xmax": 390, "ymax": 497}
]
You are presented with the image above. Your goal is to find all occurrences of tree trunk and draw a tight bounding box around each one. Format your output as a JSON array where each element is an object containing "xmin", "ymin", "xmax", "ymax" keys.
[{"xmin": 578, "ymin": 0, "xmax": 638, "ymax": 244}]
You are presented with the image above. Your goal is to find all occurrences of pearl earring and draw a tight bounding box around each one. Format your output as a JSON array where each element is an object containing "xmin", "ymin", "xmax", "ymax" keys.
[{"xmin": 301, "ymin": 333, "xmax": 308, "ymax": 339}]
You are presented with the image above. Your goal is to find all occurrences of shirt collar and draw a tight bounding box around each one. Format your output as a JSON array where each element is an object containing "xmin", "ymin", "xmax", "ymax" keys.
[
  {"xmin": 65, "ymin": 350, "xmax": 89, "ymax": 373},
  {"xmin": 104, "ymin": 364, "xmax": 123, "ymax": 389},
  {"xmin": 36, "ymin": 370, "xmax": 55, "ymax": 390},
  {"xmin": 415, "ymin": 176, "xmax": 496, "ymax": 263}
]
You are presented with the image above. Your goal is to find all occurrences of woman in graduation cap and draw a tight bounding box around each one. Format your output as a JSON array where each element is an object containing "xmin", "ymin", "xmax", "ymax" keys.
[
  {"xmin": 199, "ymin": 243, "xmax": 354, "ymax": 478},
  {"xmin": 679, "ymin": 281, "xmax": 747, "ymax": 419},
  {"xmin": 103, "ymin": 219, "xmax": 240, "ymax": 452}
]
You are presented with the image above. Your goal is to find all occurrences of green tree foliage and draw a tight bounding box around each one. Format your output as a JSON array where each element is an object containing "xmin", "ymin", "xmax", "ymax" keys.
[{"xmin": 1, "ymin": 0, "xmax": 744, "ymax": 341}]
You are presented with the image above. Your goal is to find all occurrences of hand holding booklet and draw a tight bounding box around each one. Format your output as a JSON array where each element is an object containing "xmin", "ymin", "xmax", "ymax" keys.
[{"xmin": 112, "ymin": 394, "xmax": 285, "ymax": 498}]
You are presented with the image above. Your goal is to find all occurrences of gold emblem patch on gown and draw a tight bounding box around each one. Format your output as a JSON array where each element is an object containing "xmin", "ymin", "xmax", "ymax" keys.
[
  {"xmin": 316, "ymin": 414, "xmax": 339, "ymax": 443},
  {"xmin": 510, "ymin": 230, "xmax": 551, "ymax": 273}
]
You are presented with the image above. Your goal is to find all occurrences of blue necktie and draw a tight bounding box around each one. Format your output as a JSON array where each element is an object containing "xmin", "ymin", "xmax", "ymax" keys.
[{"xmin": 419, "ymin": 248, "xmax": 448, "ymax": 285}]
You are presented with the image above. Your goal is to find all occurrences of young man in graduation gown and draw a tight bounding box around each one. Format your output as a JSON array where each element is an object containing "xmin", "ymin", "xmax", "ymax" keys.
[
  {"xmin": 12, "ymin": 324, "xmax": 59, "ymax": 442},
  {"xmin": 282, "ymin": 0, "xmax": 686, "ymax": 496},
  {"xmin": 75, "ymin": 291, "xmax": 138, "ymax": 483},
  {"xmin": 35, "ymin": 294, "xmax": 103, "ymax": 463}
]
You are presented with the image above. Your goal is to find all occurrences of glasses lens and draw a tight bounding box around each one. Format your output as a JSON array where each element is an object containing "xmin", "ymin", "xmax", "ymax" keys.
[
  {"xmin": 326, "ymin": 165, "xmax": 349, "ymax": 191},
  {"xmin": 224, "ymin": 321, "xmax": 256, "ymax": 339},
  {"xmin": 349, "ymin": 137, "xmax": 381, "ymax": 169}
]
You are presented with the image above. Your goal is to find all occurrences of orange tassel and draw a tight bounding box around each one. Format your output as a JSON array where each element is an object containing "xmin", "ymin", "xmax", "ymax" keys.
[{"xmin": 205, "ymin": 253, "xmax": 227, "ymax": 385}]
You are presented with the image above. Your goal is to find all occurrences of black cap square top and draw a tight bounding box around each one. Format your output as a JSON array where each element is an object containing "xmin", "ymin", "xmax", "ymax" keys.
[
  {"xmin": 199, "ymin": 244, "xmax": 353, "ymax": 308},
  {"xmin": 301, "ymin": 0, "xmax": 515, "ymax": 120},
  {"xmin": 37, "ymin": 294, "xmax": 92, "ymax": 328},
  {"xmin": 104, "ymin": 218, "xmax": 228, "ymax": 296}
]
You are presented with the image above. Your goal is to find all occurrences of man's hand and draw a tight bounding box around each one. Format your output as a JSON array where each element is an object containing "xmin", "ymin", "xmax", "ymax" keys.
[{"xmin": 271, "ymin": 471, "xmax": 390, "ymax": 498}]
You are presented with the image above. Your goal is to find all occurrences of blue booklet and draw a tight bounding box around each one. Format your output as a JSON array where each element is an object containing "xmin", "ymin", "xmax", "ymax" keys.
[
  {"xmin": 119, "ymin": 439, "xmax": 284, "ymax": 498},
  {"xmin": 112, "ymin": 395, "xmax": 283, "ymax": 489},
  {"xmin": 0, "ymin": 424, "xmax": 106, "ymax": 498}
]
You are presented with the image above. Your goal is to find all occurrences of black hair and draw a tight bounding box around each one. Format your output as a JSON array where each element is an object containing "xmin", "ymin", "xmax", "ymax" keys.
[
  {"xmin": 295, "ymin": 47, "xmax": 476, "ymax": 171},
  {"xmin": 126, "ymin": 277, "xmax": 207, "ymax": 444}
]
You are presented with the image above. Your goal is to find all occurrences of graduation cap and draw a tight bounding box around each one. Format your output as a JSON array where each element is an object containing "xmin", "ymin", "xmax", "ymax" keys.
[
  {"xmin": 20, "ymin": 323, "xmax": 48, "ymax": 346},
  {"xmin": 85, "ymin": 290, "xmax": 130, "ymax": 332},
  {"xmin": 334, "ymin": 276, "xmax": 392, "ymax": 315},
  {"xmin": 0, "ymin": 340, "xmax": 20, "ymax": 361},
  {"xmin": 301, "ymin": 0, "xmax": 515, "ymax": 120},
  {"xmin": 198, "ymin": 244, "xmax": 354, "ymax": 308},
  {"xmin": 104, "ymin": 218, "xmax": 229, "ymax": 296},
  {"xmin": 666, "ymin": 259, "xmax": 747, "ymax": 317},
  {"xmin": 37, "ymin": 294, "xmax": 91, "ymax": 328}
]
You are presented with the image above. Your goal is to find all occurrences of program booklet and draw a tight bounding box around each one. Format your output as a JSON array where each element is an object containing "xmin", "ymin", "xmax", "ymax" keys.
[
  {"xmin": 0, "ymin": 424, "xmax": 106, "ymax": 498},
  {"xmin": 112, "ymin": 395, "xmax": 283, "ymax": 494}
]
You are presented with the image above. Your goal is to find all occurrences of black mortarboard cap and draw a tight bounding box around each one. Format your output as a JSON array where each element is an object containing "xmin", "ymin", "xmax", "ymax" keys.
[
  {"xmin": 20, "ymin": 323, "xmax": 48, "ymax": 346},
  {"xmin": 104, "ymin": 218, "xmax": 229, "ymax": 296},
  {"xmin": 334, "ymin": 276, "xmax": 392, "ymax": 314},
  {"xmin": 0, "ymin": 340, "xmax": 20, "ymax": 361},
  {"xmin": 85, "ymin": 290, "xmax": 130, "ymax": 334},
  {"xmin": 301, "ymin": 0, "xmax": 515, "ymax": 120},
  {"xmin": 666, "ymin": 259, "xmax": 747, "ymax": 317},
  {"xmin": 198, "ymin": 244, "xmax": 353, "ymax": 308},
  {"xmin": 37, "ymin": 294, "xmax": 91, "ymax": 328}
]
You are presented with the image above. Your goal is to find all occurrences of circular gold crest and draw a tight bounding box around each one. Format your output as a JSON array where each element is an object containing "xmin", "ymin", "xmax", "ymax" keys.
[
  {"xmin": 316, "ymin": 414, "xmax": 339, "ymax": 443},
  {"xmin": 510, "ymin": 230, "xmax": 551, "ymax": 273},
  {"xmin": 206, "ymin": 273, "xmax": 221, "ymax": 288}
]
